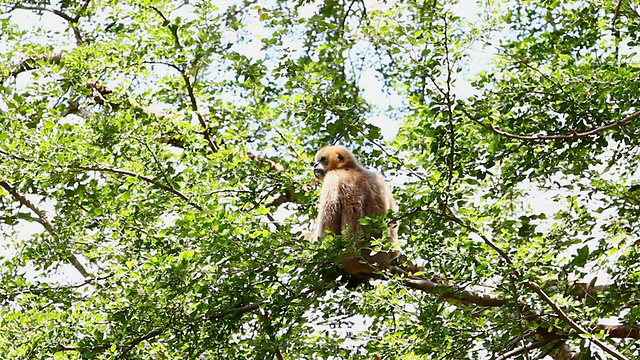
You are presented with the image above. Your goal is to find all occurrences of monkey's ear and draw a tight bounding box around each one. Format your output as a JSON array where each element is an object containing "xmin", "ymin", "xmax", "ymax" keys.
[{"xmin": 337, "ymin": 154, "xmax": 344, "ymax": 161}]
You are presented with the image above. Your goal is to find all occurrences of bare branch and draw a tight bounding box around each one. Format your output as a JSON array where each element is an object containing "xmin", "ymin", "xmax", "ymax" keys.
[
  {"xmin": 73, "ymin": 166, "xmax": 204, "ymax": 212},
  {"xmin": 496, "ymin": 338, "xmax": 556, "ymax": 360},
  {"xmin": 428, "ymin": 209, "xmax": 513, "ymax": 265},
  {"xmin": 462, "ymin": 107, "xmax": 640, "ymax": 142},
  {"xmin": 525, "ymin": 280, "xmax": 630, "ymax": 360},
  {"xmin": 4, "ymin": 4, "xmax": 87, "ymax": 44},
  {"xmin": 8, "ymin": 4, "xmax": 75, "ymax": 22},
  {"xmin": 0, "ymin": 179, "xmax": 89, "ymax": 277},
  {"xmin": 396, "ymin": 270, "xmax": 509, "ymax": 307}
]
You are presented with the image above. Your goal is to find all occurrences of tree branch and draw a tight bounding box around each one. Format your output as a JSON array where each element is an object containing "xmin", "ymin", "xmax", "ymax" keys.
[
  {"xmin": 73, "ymin": 166, "xmax": 204, "ymax": 212},
  {"xmin": 496, "ymin": 338, "xmax": 556, "ymax": 360},
  {"xmin": 0, "ymin": 149, "xmax": 205, "ymax": 212},
  {"xmin": 149, "ymin": 6, "xmax": 182, "ymax": 48},
  {"xmin": 426, "ymin": 207, "xmax": 639, "ymax": 353},
  {"xmin": 395, "ymin": 269, "xmax": 509, "ymax": 307},
  {"xmin": 116, "ymin": 328, "xmax": 164, "ymax": 359},
  {"xmin": 462, "ymin": 107, "xmax": 640, "ymax": 141},
  {"xmin": 148, "ymin": 7, "xmax": 218, "ymax": 153},
  {"xmin": 8, "ymin": 52, "xmax": 66, "ymax": 78},
  {"xmin": 4, "ymin": 4, "xmax": 86, "ymax": 43},
  {"xmin": 7, "ymin": 4, "xmax": 75, "ymax": 22},
  {"xmin": 428, "ymin": 209, "xmax": 513, "ymax": 265},
  {"xmin": 525, "ymin": 280, "xmax": 629, "ymax": 360},
  {"xmin": 0, "ymin": 179, "xmax": 89, "ymax": 277},
  {"xmin": 612, "ymin": 0, "xmax": 623, "ymax": 31},
  {"xmin": 1, "ymin": 273, "xmax": 113, "ymax": 301}
]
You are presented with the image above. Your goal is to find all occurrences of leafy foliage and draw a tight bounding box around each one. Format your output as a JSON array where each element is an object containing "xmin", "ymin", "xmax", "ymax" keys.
[{"xmin": 0, "ymin": 0, "xmax": 639, "ymax": 359}]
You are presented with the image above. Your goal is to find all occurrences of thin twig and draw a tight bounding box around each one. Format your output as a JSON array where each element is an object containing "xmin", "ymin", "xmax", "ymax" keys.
[
  {"xmin": 148, "ymin": 6, "xmax": 218, "ymax": 153},
  {"xmin": 1, "ymin": 273, "xmax": 114, "ymax": 301},
  {"xmin": 116, "ymin": 328, "xmax": 164, "ymax": 359},
  {"xmin": 74, "ymin": 166, "xmax": 204, "ymax": 211},
  {"xmin": 150, "ymin": 6, "xmax": 182, "ymax": 48},
  {"xmin": 443, "ymin": 15, "xmax": 456, "ymax": 208},
  {"xmin": 0, "ymin": 179, "xmax": 90, "ymax": 277},
  {"xmin": 428, "ymin": 209, "xmax": 512, "ymax": 265},
  {"xmin": 8, "ymin": 4, "xmax": 75, "ymax": 21},
  {"xmin": 462, "ymin": 107, "xmax": 640, "ymax": 142}
]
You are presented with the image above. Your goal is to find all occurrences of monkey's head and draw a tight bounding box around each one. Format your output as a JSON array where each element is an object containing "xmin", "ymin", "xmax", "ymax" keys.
[{"xmin": 313, "ymin": 145, "xmax": 359, "ymax": 181}]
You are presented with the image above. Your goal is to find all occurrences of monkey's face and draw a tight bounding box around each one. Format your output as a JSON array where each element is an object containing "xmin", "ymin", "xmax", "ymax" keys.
[
  {"xmin": 313, "ymin": 155, "xmax": 330, "ymax": 180},
  {"xmin": 314, "ymin": 146, "xmax": 349, "ymax": 181}
]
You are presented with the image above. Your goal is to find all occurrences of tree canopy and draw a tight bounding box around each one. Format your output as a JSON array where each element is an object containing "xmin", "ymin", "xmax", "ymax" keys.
[{"xmin": 1, "ymin": 0, "xmax": 639, "ymax": 359}]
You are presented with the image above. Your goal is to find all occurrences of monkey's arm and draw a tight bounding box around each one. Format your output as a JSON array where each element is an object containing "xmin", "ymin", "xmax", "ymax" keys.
[{"xmin": 315, "ymin": 178, "xmax": 342, "ymax": 238}]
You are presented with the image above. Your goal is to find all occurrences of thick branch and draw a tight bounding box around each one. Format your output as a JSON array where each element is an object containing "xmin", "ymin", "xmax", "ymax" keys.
[
  {"xmin": 463, "ymin": 108, "xmax": 640, "ymax": 141},
  {"xmin": 396, "ymin": 270, "xmax": 509, "ymax": 307},
  {"xmin": 0, "ymin": 179, "xmax": 89, "ymax": 277},
  {"xmin": 594, "ymin": 324, "xmax": 640, "ymax": 339},
  {"xmin": 396, "ymin": 269, "xmax": 639, "ymax": 341},
  {"xmin": 427, "ymin": 207, "xmax": 638, "ymax": 351}
]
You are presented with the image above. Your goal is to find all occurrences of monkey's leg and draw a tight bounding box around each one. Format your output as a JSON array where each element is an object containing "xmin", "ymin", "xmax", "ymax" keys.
[
  {"xmin": 340, "ymin": 248, "xmax": 398, "ymax": 277},
  {"xmin": 339, "ymin": 257, "xmax": 381, "ymax": 278},
  {"xmin": 392, "ymin": 254, "xmax": 421, "ymax": 274}
]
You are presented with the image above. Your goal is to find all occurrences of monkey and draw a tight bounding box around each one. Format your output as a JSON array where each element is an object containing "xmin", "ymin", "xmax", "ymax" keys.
[{"xmin": 313, "ymin": 145, "xmax": 401, "ymax": 286}]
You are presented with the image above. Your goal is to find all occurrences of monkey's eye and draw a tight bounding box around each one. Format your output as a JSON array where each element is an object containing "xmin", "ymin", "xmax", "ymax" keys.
[{"xmin": 320, "ymin": 156, "xmax": 327, "ymax": 163}]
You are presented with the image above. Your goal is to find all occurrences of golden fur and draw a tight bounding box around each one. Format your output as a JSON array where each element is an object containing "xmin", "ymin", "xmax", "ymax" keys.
[{"xmin": 313, "ymin": 145, "xmax": 399, "ymax": 280}]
